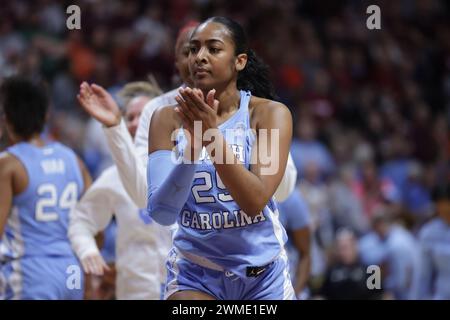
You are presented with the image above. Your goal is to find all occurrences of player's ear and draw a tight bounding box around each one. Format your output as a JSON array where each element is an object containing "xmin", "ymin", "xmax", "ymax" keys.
[{"xmin": 235, "ymin": 53, "xmax": 247, "ymax": 72}]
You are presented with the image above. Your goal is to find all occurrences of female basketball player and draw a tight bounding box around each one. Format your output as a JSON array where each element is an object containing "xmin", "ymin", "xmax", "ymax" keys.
[
  {"xmin": 147, "ymin": 17, "xmax": 295, "ymax": 300},
  {"xmin": 0, "ymin": 77, "xmax": 91, "ymax": 299}
]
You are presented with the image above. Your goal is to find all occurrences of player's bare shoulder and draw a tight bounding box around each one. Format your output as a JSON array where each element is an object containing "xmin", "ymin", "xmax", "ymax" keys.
[
  {"xmin": 249, "ymin": 96, "xmax": 292, "ymax": 129},
  {"xmin": 151, "ymin": 104, "xmax": 182, "ymax": 130},
  {"xmin": 148, "ymin": 104, "xmax": 183, "ymax": 153},
  {"xmin": 0, "ymin": 151, "xmax": 20, "ymax": 175},
  {"xmin": 0, "ymin": 150, "xmax": 28, "ymax": 193}
]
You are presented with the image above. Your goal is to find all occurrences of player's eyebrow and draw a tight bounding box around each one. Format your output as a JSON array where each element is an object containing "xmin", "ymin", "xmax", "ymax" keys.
[{"xmin": 190, "ymin": 38, "xmax": 225, "ymax": 45}]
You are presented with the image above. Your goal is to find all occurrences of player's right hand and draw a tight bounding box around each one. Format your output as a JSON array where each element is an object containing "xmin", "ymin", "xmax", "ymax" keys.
[
  {"xmin": 81, "ymin": 253, "xmax": 111, "ymax": 276},
  {"xmin": 77, "ymin": 82, "xmax": 122, "ymax": 127}
]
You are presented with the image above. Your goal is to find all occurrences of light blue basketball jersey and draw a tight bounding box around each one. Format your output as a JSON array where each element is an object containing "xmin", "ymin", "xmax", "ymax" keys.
[
  {"xmin": 278, "ymin": 191, "xmax": 311, "ymax": 233},
  {"xmin": 414, "ymin": 218, "xmax": 450, "ymax": 299},
  {"xmin": 173, "ymin": 90, "xmax": 288, "ymax": 277},
  {"xmin": 278, "ymin": 191, "xmax": 311, "ymax": 282},
  {"xmin": 1, "ymin": 142, "xmax": 84, "ymax": 260}
]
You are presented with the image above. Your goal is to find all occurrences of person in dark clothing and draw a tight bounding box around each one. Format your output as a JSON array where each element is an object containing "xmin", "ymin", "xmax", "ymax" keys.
[{"xmin": 319, "ymin": 228, "xmax": 383, "ymax": 300}]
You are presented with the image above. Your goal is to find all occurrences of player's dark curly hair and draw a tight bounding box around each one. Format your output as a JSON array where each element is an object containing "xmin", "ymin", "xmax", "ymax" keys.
[
  {"xmin": 203, "ymin": 16, "xmax": 277, "ymax": 100},
  {"xmin": 0, "ymin": 76, "xmax": 48, "ymax": 139}
]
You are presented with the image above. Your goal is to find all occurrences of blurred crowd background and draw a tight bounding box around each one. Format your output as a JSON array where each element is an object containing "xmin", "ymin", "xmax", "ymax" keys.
[{"xmin": 0, "ymin": 0, "xmax": 449, "ymax": 299}]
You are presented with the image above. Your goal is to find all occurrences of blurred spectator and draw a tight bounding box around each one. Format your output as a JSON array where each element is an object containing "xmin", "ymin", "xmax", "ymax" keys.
[
  {"xmin": 359, "ymin": 210, "xmax": 420, "ymax": 300},
  {"xmin": 402, "ymin": 162, "xmax": 434, "ymax": 228},
  {"xmin": 352, "ymin": 160, "xmax": 402, "ymax": 220},
  {"xmin": 379, "ymin": 133, "xmax": 415, "ymax": 196},
  {"xmin": 410, "ymin": 103, "xmax": 439, "ymax": 164},
  {"xmin": 0, "ymin": 17, "xmax": 26, "ymax": 78},
  {"xmin": 328, "ymin": 165, "xmax": 370, "ymax": 236},
  {"xmin": 318, "ymin": 228, "xmax": 383, "ymax": 300},
  {"xmin": 414, "ymin": 189, "xmax": 450, "ymax": 300},
  {"xmin": 291, "ymin": 116, "xmax": 335, "ymax": 182}
]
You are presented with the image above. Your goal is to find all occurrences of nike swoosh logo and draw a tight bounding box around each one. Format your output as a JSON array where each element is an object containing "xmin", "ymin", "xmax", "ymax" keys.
[{"xmin": 255, "ymin": 268, "xmax": 265, "ymax": 276}]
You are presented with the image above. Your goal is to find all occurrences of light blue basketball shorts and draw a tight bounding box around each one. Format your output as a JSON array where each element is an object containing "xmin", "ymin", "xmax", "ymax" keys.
[
  {"xmin": 164, "ymin": 248, "xmax": 296, "ymax": 300},
  {"xmin": 0, "ymin": 256, "xmax": 84, "ymax": 300}
]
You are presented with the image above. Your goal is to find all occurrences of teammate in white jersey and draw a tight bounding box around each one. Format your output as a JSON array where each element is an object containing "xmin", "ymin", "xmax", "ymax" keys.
[{"xmin": 70, "ymin": 82, "xmax": 172, "ymax": 299}]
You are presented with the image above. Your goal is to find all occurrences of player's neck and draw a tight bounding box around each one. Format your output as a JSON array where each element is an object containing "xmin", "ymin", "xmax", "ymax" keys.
[
  {"xmin": 25, "ymin": 134, "xmax": 46, "ymax": 147},
  {"xmin": 214, "ymin": 84, "xmax": 240, "ymax": 117}
]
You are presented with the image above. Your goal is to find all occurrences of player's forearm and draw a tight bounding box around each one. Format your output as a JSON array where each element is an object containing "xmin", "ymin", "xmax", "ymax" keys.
[
  {"xmin": 68, "ymin": 213, "xmax": 101, "ymax": 259},
  {"xmin": 0, "ymin": 202, "xmax": 10, "ymax": 238},
  {"xmin": 103, "ymin": 120, "xmax": 147, "ymax": 208},
  {"xmin": 295, "ymin": 254, "xmax": 311, "ymax": 295},
  {"xmin": 0, "ymin": 211, "xmax": 8, "ymax": 238},
  {"xmin": 147, "ymin": 150, "xmax": 198, "ymax": 226},
  {"xmin": 212, "ymin": 136, "xmax": 275, "ymax": 217},
  {"xmin": 215, "ymin": 164, "xmax": 270, "ymax": 216},
  {"xmin": 0, "ymin": 164, "xmax": 13, "ymax": 238}
]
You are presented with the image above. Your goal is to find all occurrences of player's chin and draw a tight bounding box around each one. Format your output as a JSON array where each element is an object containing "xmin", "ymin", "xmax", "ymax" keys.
[{"xmin": 193, "ymin": 74, "xmax": 214, "ymax": 90}]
